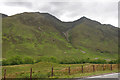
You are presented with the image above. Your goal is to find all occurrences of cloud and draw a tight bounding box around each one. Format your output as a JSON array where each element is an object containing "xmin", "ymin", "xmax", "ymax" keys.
[
  {"xmin": 0, "ymin": 0, "xmax": 118, "ymax": 27},
  {"xmin": 4, "ymin": 2, "xmax": 33, "ymax": 8},
  {"xmin": 37, "ymin": 2, "xmax": 117, "ymax": 26}
]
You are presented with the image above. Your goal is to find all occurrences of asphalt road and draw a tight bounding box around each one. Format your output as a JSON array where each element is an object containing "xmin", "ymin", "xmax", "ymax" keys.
[
  {"xmin": 88, "ymin": 73, "xmax": 119, "ymax": 78},
  {"xmin": 77, "ymin": 73, "xmax": 119, "ymax": 80}
]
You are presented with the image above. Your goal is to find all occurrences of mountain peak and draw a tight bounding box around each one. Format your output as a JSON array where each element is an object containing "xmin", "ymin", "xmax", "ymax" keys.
[
  {"xmin": 80, "ymin": 16, "xmax": 92, "ymax": 21},
  {"xmin": 78, "ymin": 16, "xmax": 101, "ymax": 25},
  {"xmin": 80, "ymin": 16, "xmax": 88, "ymax": 19}
]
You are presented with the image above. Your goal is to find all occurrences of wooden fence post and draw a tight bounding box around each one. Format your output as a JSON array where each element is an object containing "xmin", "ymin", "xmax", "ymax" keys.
[
  {"xmin": 51, "ymin": 67, "xmax": 53, "ymax": 76},
  {"xmin": 68, "ymin": 66, "xmax": 70, "ymax": 75},
  {"xmin": 82, "ymin": 65, "xmax": 83, "ymax": 73},
  {"xmin": 4, "ymin": 69, "xmax": 6, "ymax": 80},
  {"xmin": 30, "ymin": 68, "xmax": 32, "ymax": 80},
  {"xmin": 110, "ymin": 64, "xmax": 112, "ymax": 71},
  {"xmin": 103, "ymin": 64, "xmax": 104, "ymax": 71},
  {"xmin": 93, "ymin": 65, "xmax": 95, "ymax": 72}
]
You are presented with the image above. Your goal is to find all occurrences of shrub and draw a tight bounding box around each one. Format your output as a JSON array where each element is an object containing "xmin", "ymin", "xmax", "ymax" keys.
[
  {"xmin": 36, "ymin": 56, "xmax": 58, "ymax": 63},
  {"xmin": 2, "ymin": 56, "xmax": 35, "ymax": 66},
  {"xmin": 49, "ymin": 56, "xmax": 57, "ymax": 63},
  {"xmin": 89, "ymin": 59, "xmax": 107, "ymax": 64},
  {"xmin": 2, "ymin": 59, "xmax": 10, "ymax": 66},
  {"xmin": 59, "ymin": 57, "xmax": 91, "ymax": 64},
  {"xmin": 59, "ymin": 58, "xmax": 108, "ymax": 64},
  {"xmin": 9, "ymin": 55, "xmax": 23, "ymax": 65},
  {"xmin": 108, "ymin": 60, "xmax": 118, "ymax": 64},
  {"xmin": 24, "ymin": 57, "xmax": 34, "ymax": 64}
]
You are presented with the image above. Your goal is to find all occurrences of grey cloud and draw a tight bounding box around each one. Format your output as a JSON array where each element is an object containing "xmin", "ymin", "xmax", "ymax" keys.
[
  {"xmin": 0, "ymin": 1, "xmax": 118, "ymax": 26},
  {"xmin": 118, "ymin": 1, "xmax": 120, "ymax": 27},
  {"xmin": 4, "ymin": 2, "xmax": 33, "ymax": 8},
  {"xmin": 49, "ymin": 2, "xmax": 69, "ymax": 6},
  {"xmin": 34, "ymin": 2, "xmax": 117, "ymax": 26},
  {"xmin": 3, "ymin": 1, "xmax": 117, "ymax": 20},
  {"xmin": 37, "ymin": 2, "xmax": 83, "ymax": 18}
]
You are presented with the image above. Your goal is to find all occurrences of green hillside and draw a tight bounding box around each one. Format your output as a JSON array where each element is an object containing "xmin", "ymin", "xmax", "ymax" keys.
[
  {"xmin": 69, "ymin": 17, "xmax": 118, "ymax": 54},
  {"xmin": 2, "ymin": 12, "xmax": 118, "ymax": 62}
]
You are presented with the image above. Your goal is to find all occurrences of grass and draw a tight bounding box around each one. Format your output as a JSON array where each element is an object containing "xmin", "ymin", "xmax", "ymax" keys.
[{"xmin": 2, "ymin": 62, "xmax": 118, "ymax": 78}]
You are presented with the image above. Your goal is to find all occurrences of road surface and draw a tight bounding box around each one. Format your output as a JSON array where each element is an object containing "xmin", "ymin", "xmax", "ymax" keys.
[
  {"xmin": 77, "ymin": 73, "xmax": 119, "ymax": 80},
  {"xmin": 88, "ymin": 73, "xmax": 119, "ymax": 78}
]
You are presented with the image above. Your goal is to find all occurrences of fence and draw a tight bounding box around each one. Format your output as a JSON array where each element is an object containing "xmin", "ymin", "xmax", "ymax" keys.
[
  {"xmin": 3, "ymin": 64, "xmax": 118, "ymax": 79},
  {"xmin": 53, "ymin": 64, "xmax": 118, "ymax": 76}
]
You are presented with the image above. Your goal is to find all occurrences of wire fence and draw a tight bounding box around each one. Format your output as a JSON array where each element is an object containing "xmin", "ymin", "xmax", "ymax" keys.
[{"xmin": 3, "ymin": 64, "xmax": 118, "ymax": 79}]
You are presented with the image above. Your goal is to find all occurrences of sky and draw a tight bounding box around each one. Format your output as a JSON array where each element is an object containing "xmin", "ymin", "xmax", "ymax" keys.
[{"xmin": 0, "ymin": 0, "xmax": 119, "ymax": 27}]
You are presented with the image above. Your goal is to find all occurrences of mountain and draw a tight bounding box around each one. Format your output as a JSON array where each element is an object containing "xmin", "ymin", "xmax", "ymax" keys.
[
  {"xmin": 0, "ymin": 13, "xmax": 8, "ymax": 18},
  {"xmin": 2, "ymin": 12, "xmax": 118, "ymax": 60},
  {"xmin": 69, "ymin": 17, "xmax": 118, "ymax": 54}
]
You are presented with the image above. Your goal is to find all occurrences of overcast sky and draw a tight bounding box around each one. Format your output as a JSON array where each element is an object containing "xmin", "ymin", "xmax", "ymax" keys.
[{"xmin": 0, "ymin": 0, "xmax": 119, "ymax": 27}]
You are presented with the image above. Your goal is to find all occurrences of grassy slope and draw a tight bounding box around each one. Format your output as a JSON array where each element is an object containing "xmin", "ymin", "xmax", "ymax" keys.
[
  {"xmin": 69, "ymin": 17, "xmax": 118, "ymax": 56},
  {"xmin": 2, "ymin": 13, "xmax": 74, "ymax": 60},
  {"xmin": 2, "ymin": 12, "xmax": 118, "ymax": 60}
]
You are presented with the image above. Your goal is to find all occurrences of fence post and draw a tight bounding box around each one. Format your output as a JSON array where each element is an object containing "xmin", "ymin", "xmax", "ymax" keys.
[
  {"xmin": 4, "ymin": 69, "xmax": 6, "ymax": 80},
  {"xmin": 103, "ymin": 64, "xmax": 104, "ymax": 71},
  {"xmin": 51, "ymin": 67, "xmax": 53, "ymax": 77},
  {"xmin": 68, "ymin": 66, "xmax": 70, "ymax": 75},
  {"xmin": 82, "ymin": 65, "xmax": 83, "ymax": 73},
  {"xmin": 93, "ymin": 65, "xmax": 95, "ymax": 72},
  {"xmin": 30, "ymin": 68, "xmax": 32, "ymax": 80},
  {"xmin": 110, "ymin": 64, "xmax": 112, "ymax": 71}
]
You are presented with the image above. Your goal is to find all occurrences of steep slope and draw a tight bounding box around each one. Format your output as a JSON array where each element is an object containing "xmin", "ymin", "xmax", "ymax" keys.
[
  {"xmin": 69, "ymin": 17, "xmax": 118, "ymax": 54},
  {"xmin": 2, "ymin": 12, "xmax": 118, "ymax": 60},
  {"xmin": 40, "ymin": 13, "xmax": 71, "ymax": 32},
  {"xmin": 2, "ymin": 12, "xmax": 74, "ymax": 59}
]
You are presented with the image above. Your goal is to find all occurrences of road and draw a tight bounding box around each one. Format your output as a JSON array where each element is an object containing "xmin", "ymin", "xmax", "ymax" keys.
[
  {"xmin": 88, "ymin": 73, "xmax": 119, "ymax": 78},
  {"xmin": 77, "ymin": 73, "xmax": 119, "ymax": 80}
]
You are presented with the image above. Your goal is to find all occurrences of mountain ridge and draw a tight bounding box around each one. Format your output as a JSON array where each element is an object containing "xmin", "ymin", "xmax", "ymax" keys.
[
  {"xmin": 1, "ymin": 12, "xmax": 117, "ymax": 27},
  {"xmin": 2, "ymin": 12, "xmax": 118, "ymax": 60}
]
